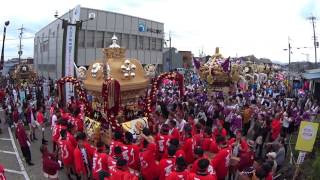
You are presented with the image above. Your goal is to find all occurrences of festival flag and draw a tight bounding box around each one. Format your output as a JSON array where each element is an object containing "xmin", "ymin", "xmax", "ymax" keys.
[
  {"xmin": 221, "ymin": 57, "xmax": 231, "ymax": 73},
  {"xmin": 192, "ymin": 57, "xmax": 201, "ymax": 73}
]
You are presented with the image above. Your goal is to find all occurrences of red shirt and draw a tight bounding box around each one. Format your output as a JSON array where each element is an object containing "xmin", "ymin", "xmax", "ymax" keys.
[
  {"xmin": 42, "ymin": 152, "xmax": 60, "ymax": 176},
  {"xmin": 209, "ymin": 140, "xmax": 220, "ymax": 154},
  {"xmin": 58, "ymin": 139, "xmax": 74, "ymax": 166},
  {"xmin": 0, "ymin": 164, "xmax": 6, "ymax": 180},
  {"xmin": 238, "ymin": 150, "xmax": 255, "ymax": 171},
  {"xmin": 162, "ymin": 149, "xmax": 186, "ymax": 160},
  {"xmin": 159, "ymin": 157, "xmax": 175, "ymax": 180},
  {"xmin": 228, "ymin": 138, "xmax": 249, "ymax": 152},
  {"xmin": 170, "ymin": 128, "xmax": 180, "ymax": 140},
  {"xmin": 108, "ymin": 168, "xmax": 138, "ymax": 180},
  {"xmin": 37, "ymin": 111, "xmax": 44, "ymax": 124},
  {"xmin": 194, "ymin": 132, "xmax": 204, "ymax": 147},
  {"xmin": 67, "ymin": 132, "xmax": 77, "ymax": 149},
  {"xmin": 122, "ymin": 144, "xmax": 140, "ymax": 170},
  {"xmin": 52, "ymin": 124, "xmax": 66, "ymax": 142},
  {"xmin": 167, "ymin": 170, "xmax": 189, "ymax": 180},
  {"xmin": 155, "ymin": 134, "xmax": 171, "ymax": 153},
  {"xmin": 213, "ymin": 128, "xmax": 227, "ymax": 138},
  {"xmin": 202, "ymin": 137, "xmax": 213, "ymax": 151},
  {"xmin": 75, "ymin": 116, "xmax": 84, "ymax": 132},
  {"xmin": 187, "ymin": 173, "xmax": 217, "ymax": 180},
  {"xmin": 211, "ymin": 147, "xmax": 231, "ymax": 179},
  {"xmin": 109, "ymin": 140, "xmax": 124, "ymax": 158},
  {"xmin": 271, "ymin": 119, "xmax": 281, "ymax": 141},
  {"xmin": 182, "ymin": 137, "xmax": 195, "ymax": 164},
  {"xmin": 140, "ymin": 143, "xmax": 159, "ymax": 180},
  {"xmin": 191, "ymin": 156, "xmax": 215, "ymax": 175},
  {"xmin": 74, "ymin": 147, "xmax": 90, "ymax": 175},
  {"xmin": 92, "ymin": 151, "xmax": 109, "ymax": 180},
  {"xmin": 12, "ymin": 110, "xmax": 19, "ymax": 124}
]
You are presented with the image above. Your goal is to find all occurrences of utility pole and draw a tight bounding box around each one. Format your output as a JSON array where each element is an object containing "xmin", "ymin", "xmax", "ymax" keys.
[
  {"xmin": 307, "ymin": 16, "xmax": 318, "ymax": 65},
  {"xmin": 17, "ymin": 24, "xmax": 25, "ymax": 64},
  {"xmin": 169, "ymin": 31, "xmax": 172, "ymax": 71}
]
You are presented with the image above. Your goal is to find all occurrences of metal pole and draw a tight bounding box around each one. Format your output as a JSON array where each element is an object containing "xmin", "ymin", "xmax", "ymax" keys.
[
  {"xmin": 0, "ymin": 26, "xmax": 6, "ymax": 70},
  {"xmin": 169, "ymin": 33, "xmax": 172, "ymax": 71},
  {"xmin": 308, "ymin": 16, "xmax": 318, "ymax": 65},
  {"xmin": 74, "ymin": 21, "xmax": 81, "ymax": 77},
  {"xmin": 61, "ymin": 20, "xmax": 68, "ymax": 78}
]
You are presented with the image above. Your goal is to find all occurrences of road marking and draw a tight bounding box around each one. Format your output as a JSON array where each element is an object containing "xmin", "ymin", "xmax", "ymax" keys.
[
  {"xmin": 0, "ymin": 149, "xmax": 16, "ymax": 155},
  {"xmin": 0, "ymin": 137, "xmax": 11, "ymax": 141},
  {"xmin": 8, "ymin": 127, "xmax": 30, "ymax": 180},
  {"xmin": 4, "ymin": 168, "xmax": 24, "ymax": 175}
]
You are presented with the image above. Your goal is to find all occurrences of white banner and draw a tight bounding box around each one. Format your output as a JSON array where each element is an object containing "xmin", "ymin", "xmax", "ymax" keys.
[{"xmin": 65, "ymin": 5, "xmax": 81, "ymax": 103}]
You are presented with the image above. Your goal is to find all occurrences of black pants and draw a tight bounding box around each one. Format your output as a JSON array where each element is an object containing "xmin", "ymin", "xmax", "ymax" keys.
[{"xmin": 21, "ymin": 146, "xmax": 31, "ymax": 163}]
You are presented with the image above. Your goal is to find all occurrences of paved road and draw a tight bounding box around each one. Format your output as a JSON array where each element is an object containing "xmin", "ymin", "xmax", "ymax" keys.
[{"xmin": 0, "ymin": 121, "xmax": 68, "ymax": 180}]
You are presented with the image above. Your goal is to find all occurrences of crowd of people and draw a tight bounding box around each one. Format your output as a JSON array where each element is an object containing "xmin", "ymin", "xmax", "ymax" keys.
[{"xmin": 0, "ymin": 70, "xmax": 319, "ymax": 180}]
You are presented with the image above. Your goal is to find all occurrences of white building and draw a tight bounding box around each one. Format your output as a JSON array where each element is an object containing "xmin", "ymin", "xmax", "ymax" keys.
[{"xmin": 34, "ymin": 6, "xmax": 164, "ymax": 79}]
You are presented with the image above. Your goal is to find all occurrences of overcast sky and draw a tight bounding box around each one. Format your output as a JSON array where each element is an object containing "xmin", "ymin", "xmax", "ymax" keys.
[{"xmin": 0, "ymin": 0, "xmax": 319, "ymax": 63}]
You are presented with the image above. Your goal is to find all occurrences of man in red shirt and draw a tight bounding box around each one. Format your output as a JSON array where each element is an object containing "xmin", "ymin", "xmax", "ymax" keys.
[
  {"xmin": 155, "ymin": 124, "xmax": 171, "ymax": 160},
  {"xmin": 52, "ymin": 119, "xmax": 67, "ymax": 152},
  {"xmin": 74, "ymin": 132, "xmax": 91, "ymax": 179},
  {"xmin": 237, "ymin": 140, "xmax": 255, "ymax": 172},
  {"xmin": 202, "ymin": 127, "xmax": 214, "ymax": 151},
  {"xmin": 159, "ymin": 145, "xmax": 176, "ymax": 180},
  {"xmin": 211, "ymin": 136, "xmax": 231, "ymax": 180},
  {"xmin": 228, "ymin": 130, "xmax": 249, "ymax": 155},
  {"xmin": 182, "ymin": 125, "xmax": 196, "ymax": 164},
  {"xmin": 109, "ymin": 130, "xmax": 123, "ymax": 157},
  {"xmin": 188, "ymin": 159, "xmax": 217, "ymax": 180},
  {"xmin": 167, "ymin": 157, "xmax": 189, "ymax": 180},
  {"xmin": 163, "ymin": 139, "xmax": 186, "ymax": 159},
  {"xmin": 66, "ymin": 123, "xmax": 77, "ymax": 149},
  {"xmin": 36, "ymin": 106, "xmax": 46, "ymax": 140},
  {"xmin": 213, "ymin": 120, "xmax": 227, "ymax": 138},
  {"xmin": 271, "ymin": 114, "xmax": 281, "ymax": 141},
  {"xmin": 40, "ymin": 144, "xmax": 61, "ymax": 179},
  {"xmin": 92, "ymin": 141, "xmax": 109, "ymax": 180},
  {"xmin": 15, "ymin": 121, "xmax": 34, "ymax": 166},
  {"xmin": 0, "ymin": 164, "xmax": 6, "ymax": 180},
  {"xmin": 58, "ymin": 129, "xmax": 74, "ymax": 179},
  {"xmin": 108, "ymin": 159, "xmax": 138, "ymax": 180},
  {"xmin": 122, "ymin": 132, "xmax": 140, "ymax": 170},
  {"xmin": 168, "ymin": 120, "xmax": 180, "ymax": 140},
  {"xmin": 139, "ymin": 128, "xmax": 159, "ymax": 180},
  {"xmin": 191, "ymin": 147, "xmax": 215, "ymax": 175}
]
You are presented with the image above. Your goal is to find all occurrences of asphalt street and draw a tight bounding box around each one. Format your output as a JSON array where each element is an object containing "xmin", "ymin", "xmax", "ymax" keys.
[{"xmin": 0, "ymin": 121, "xmax": 68, "ymax": 180}]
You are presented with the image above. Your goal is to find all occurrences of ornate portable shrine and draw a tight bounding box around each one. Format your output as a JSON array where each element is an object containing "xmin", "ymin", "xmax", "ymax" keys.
[
  {"xmin": 83, "ymin": 35, "xmax": 149, "ymax": 114},
  {"xmin": 12, "ymin": 63, "xmax": 36, "ymax": 84}
]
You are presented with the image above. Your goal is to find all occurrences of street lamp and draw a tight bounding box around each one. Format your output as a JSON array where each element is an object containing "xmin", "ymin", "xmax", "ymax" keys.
[
  {"xmin": 0, "ymin": 21, "xmax": 10, "ymax": 70},
  {"xmin": 54, "ymin": 10, "xmax": 95, "ymax": 77}
]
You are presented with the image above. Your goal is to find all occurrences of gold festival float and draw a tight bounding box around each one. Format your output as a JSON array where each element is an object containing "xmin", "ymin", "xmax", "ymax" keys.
[
  {"xmin": 75, "ymin": 35, "xmax": 151, "ymax": 142},
  {"xmin": 12, "ymin": 62, "xmax": 37, "ymax": 85},
  {"xmin": 199, "ymin": 47, "xmax": 273, "ymax": 92}
]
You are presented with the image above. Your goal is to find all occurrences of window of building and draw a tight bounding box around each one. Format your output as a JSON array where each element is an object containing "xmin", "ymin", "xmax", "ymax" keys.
[
  {"xmin": 78, "ymin": 30, "xmax": 85, "ymax": 48},
  {"xmin": 105, "ymin": 32, "xmax": 113, "ymax": 47},
  {"xmin": 86, "ymin": 30, "xmax": 94, "ymax": 48},
  {"xmin": 121, "ymin": 34, "xmax": 129, "ymax": 48},
  {"xmin": 156, "ymin": 38, "xmax": 163, "ymax": 51},
  {"xmin": 151, "ymin": 38, "xmax": 156, "ymax": 50},
  {"xmin": 143, "ymin": 37, "xmax": 150, "ymax": 50},
  {"xmin": 138, "ymin": 36, "xmax": 143, "ymax": 49},
  {"xmin": 129, "ymin": 35, "xmax": 137, "ymax": 49},
  {"xmin": 115, "ymin": 33, "xmax": 122, "ymax": 46},
  {"xmin": 95, "ymin": 31, "xmax": 104, "ymax": 48}
]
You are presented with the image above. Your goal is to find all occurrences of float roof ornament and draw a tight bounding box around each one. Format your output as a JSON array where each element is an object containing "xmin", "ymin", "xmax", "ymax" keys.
[{"xmin": 109, "ymin": 34, "xmax": 120, "ymax": 48}]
